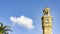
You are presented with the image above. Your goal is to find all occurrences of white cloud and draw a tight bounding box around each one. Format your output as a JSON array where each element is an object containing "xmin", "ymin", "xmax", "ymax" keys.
[{"xmin": 10, "ymin": 15, "xmax": 34, "ymax": 30}]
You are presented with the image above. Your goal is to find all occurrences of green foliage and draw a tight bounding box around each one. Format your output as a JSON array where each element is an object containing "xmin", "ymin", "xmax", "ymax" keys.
[{"xmin": 0, "ymin": 22, "xmax": 12, "ymax": 34}]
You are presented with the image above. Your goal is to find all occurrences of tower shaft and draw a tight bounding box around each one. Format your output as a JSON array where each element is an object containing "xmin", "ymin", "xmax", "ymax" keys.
[{"xmin": 41, "ymin": 7, "xmax": 53, "ymax": 34}]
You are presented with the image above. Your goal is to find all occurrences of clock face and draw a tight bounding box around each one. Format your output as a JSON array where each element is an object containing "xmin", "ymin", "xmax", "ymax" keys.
[{"xmin": 45, "ymin": 19, "xmax": 49, "ymax": 23}]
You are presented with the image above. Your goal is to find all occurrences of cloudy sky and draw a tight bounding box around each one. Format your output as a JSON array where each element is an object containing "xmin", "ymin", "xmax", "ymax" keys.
[{"xmin": 0, "ymin": 0, "xmax": 60, "ymax": 34}]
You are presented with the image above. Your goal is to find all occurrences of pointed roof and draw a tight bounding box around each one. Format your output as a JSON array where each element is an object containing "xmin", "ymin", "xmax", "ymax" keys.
[{"xmin": 43, "ymin": 6, "xmax": 50, "ymax": 11}]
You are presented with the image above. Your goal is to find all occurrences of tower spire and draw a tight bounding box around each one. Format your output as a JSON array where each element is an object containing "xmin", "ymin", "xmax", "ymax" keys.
[{"xmin": 46, "ymin": 0, "xmax": 48, "ymax": 8}]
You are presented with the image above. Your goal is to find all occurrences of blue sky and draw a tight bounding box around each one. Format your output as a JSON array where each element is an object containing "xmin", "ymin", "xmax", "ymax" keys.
[{"xmin": 0, "ymin": 0, "xmax": 60, "ymax": 34}]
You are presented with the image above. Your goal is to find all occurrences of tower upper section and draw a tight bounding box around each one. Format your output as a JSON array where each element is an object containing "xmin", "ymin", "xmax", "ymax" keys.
[{"xmin": 43, "ymin": 7, "xmax": 50, "ymax": 16}]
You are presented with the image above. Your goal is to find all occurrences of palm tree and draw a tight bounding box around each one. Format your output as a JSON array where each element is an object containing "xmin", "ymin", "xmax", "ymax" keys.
[{"xmin": 0, "ymin": 22, "xmax": 12, "ymax": 34}]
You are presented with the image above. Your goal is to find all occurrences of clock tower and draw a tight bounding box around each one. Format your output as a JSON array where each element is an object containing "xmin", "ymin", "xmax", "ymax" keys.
[{"xmin": 41, "ymin": 7, "xmax": 53, "ymax": 34}]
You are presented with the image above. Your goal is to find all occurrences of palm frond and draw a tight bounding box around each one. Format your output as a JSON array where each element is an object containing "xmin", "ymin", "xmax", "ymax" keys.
[
  {"xmin": 5, "ymin": 29, "xmax": 12, "ymax": 32},
  {"xmin": 0, "ymin": 22, "xmax": 3, "ymax": 32},
  {"xmin": 3, "ymin": 29, "xmax": 12, "ymax": 33},
  {"xmin": 2, "ymin": 26, "xmax": 11, "ymax": 33},
  {"xmin": 4, "ymin": 32, "xmax": 9, "ymax": 34},
  {"xmin": 0, "ymin": 22, "xmax": 3, "ymax": 27},
  {"xmin": 3, "ymin": 26, "xmax": 11, "ymax": 30},
  {"xmin": 0, "ymin": 23, "xmax": 12, "ymax": 34}
]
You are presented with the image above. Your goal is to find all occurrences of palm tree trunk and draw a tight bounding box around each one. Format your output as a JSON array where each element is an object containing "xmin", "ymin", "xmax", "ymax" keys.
[{"xmin": 0, "ymin": 32, "xmax": 2, "ymax": 34}]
